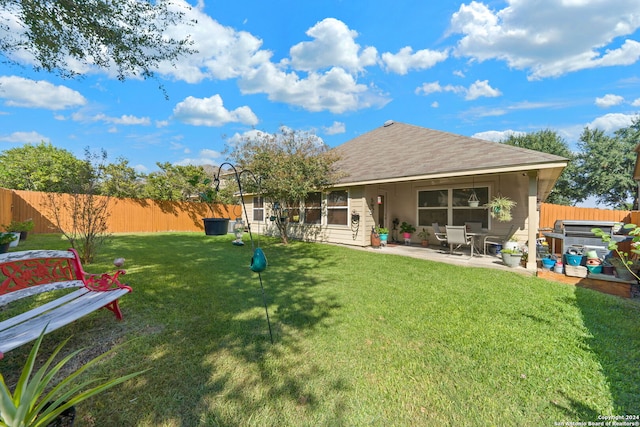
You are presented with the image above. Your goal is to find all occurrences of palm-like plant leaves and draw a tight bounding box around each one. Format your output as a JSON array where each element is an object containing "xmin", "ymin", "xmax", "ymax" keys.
[{"xmin": 0, "ymin": 327, "xmax": 148, "ymax": 427}]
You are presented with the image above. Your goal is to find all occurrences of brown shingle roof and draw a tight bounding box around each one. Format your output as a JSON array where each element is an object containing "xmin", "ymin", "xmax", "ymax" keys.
[{"xmin": 333, "ymin": 121, "xmax": 568, "ymax": 185}]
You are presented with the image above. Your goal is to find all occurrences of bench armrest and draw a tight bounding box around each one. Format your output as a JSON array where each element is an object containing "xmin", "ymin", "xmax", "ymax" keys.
[{"xmin": 84, "ymin": 270, "xmax": 131, "ymax": 292}]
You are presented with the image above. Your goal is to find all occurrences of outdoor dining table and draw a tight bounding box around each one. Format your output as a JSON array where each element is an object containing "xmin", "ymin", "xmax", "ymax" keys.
[{"xmin": 467, "ymin": 232, "xmax": 488, "ymax": 255}]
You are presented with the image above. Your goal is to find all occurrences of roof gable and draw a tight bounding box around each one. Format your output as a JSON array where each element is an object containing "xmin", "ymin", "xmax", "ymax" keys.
[{"xmin": 333, "ymin": 121, "xmax": 568, "ymax": 185}]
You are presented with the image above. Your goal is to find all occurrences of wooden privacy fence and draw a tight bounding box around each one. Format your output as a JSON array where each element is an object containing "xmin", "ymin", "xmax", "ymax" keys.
[
  {"xmin": 538, "ymin": 202, "xmax": 640, "ymax": 229},
  {"xmin": 0, "ymin": 188, "xmax": 241, "ymax": 233},
  {"xmin": 1, "ymin": 187, "xmax": 640, "ymax": 235}
]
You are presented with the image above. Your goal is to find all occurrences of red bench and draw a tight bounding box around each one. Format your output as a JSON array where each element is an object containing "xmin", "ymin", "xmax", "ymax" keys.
[{"xmin": 0, "ymin": 249, "xmax": 132, "ymax": 359}]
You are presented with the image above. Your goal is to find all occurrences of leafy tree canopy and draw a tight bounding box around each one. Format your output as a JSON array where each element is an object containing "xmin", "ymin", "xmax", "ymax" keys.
[
  {"xmin": 500, "ymin": 129, "xmax": 582, "ymax": 205},
  {"xmin": 576, "ymin": 119, "xmax": 640, "ymax": 210},
  {"xmin": 98, "ymin": 157, "xmax": 144, "ymax": 198},
  {"xmin": 143, "ymin": 162, "xmax": 205, "ymax": 201},
  {"xmin": 0, "ymin": 0, "xmax": 195, "ymax": 82},
  {"xmin": 0, "ymin": 142, "xmax": 90, "ymax": 193}
]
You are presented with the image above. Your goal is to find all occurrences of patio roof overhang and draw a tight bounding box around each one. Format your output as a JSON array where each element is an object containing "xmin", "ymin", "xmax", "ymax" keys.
[{"xmin": 333, "ymin": 161, "xmax": 567, "ymax": 202}]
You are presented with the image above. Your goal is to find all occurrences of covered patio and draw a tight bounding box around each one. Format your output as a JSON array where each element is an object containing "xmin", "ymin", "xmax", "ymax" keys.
[{"xmin": 347, "ymin": 241, "xmax": 533, "ymax": 274}]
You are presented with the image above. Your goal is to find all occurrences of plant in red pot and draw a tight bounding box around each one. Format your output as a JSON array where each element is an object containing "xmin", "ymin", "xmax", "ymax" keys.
[{"xmin": 400, "ymin": 222, "xmax": 416, "ymax": 245}]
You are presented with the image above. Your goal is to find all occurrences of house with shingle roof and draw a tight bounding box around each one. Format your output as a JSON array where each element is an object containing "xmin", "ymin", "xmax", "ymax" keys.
[{"xmin": 246, "ymin": 121, "xmax": 568, "ymax": 271}]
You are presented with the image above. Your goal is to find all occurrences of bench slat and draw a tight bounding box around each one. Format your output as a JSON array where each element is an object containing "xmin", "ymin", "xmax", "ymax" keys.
[
  {"xmin": 0, "ymin": 280, "xmax": 84, "ymax": 306},
  {"xmin": 0, "ymin": 250, "xmax": 75, "ymax": 263},
  {"xmin": 0, "ymin": 288, "xmax": 130, "ymax": 354},
  {"xmin": 0, "ymin": 287, "xmax": 88, "ymax": 332}
]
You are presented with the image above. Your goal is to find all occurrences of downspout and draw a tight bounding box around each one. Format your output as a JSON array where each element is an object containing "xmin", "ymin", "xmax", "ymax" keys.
[{"xmin": 526, "ymin": 171, "xmax": 538, "ymax": 271}]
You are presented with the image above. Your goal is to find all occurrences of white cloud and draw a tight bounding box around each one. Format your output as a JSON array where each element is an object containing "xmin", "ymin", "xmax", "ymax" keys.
[
  {"xmin": 595, "ymin": 94, "xmax": 625, "ymax": 108},
  {"xmin": 381, "ymin": 46, "xmax": 448, "ymax": 75},
  {"xmin": 172, "ymin": 94, "xmax": 259, "ymax": 127},
  {"xmin": 465, "ymin": 79, "xmax": 501, "ymax": 100},
  {"xmin": 448, "ymin": 0, "xmax": 640, "ymax": 79},
  {"xmin": 157, "ymin": 2, "xmax": 272, "ymax": 83},
  {"xmin": 587, "ymin": 112, "xmax": 636, "ymax": 133},
  {"xmin": 415, "ymin": 81, "xmax": 463, "ymax": 95},
  {"xmin": 472, "ymin": 129, "xmax": 525, "ymax": 142},
  {"xmin": 288, "ymin": 18, "xmax": 378, "ymax": 72},
  {"xmin": 171, "ymin": 14, "xmax": 389, "ymax": 114},
  {"xmin": 175, "ymin": 148, "xmax": 223, "ymax": 166},
  {"xmin": 134, "ymin": 164, "xmax": 149, "ymax": 173},
  {"xmin": 415, "ymin": 79, "xmax": 500, "ymax": 100},
  {"xmin": 631, "ymin": 98, "xmax": 640, "ymax": 106},
  {"xmin": 239, "ymin": 63, "xmax": 389, "ymax": 113},
  {"xmin": 323, "ymin": 121, "xmax": 346, "ymax": 135},
  {"xmin": 0, "ymin": 76, "xmax": 86, "ymax": 110},
  {"xmin": 71, "ymin": 112, "xmax": 151, "ymax": 126},
  {"xmin": 0, "ymin": 131, "xmax": 50, "ymax": 143}
]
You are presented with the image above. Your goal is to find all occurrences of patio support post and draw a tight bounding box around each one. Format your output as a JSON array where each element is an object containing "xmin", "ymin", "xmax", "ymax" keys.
[{"xmin": 526, "ymin": 171, "xmax": 538, "ymax": 271}]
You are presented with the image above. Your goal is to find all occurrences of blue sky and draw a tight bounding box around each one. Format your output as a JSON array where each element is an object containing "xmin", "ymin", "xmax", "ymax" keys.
[{"xmin": 0, "ymin": 0, "xmax": 639, "ymax": 175}]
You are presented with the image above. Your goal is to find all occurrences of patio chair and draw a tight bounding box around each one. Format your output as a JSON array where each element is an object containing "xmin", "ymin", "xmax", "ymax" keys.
[
  {"xmin": 445, "ymin": 225, "xmax": 475, "ymax": 257},
  {"xmin": 483, "ymin": 224, "xmax": 516, "ymax": 255},
  {"xmin": 432, "ymin": 223, "xmax": 448, "ymax": 246}
]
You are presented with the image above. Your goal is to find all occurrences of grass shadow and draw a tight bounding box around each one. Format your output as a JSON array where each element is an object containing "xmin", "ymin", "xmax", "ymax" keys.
[{"xmin": 0, "ymin": 233, "xmax": 345, "ymax": 426}]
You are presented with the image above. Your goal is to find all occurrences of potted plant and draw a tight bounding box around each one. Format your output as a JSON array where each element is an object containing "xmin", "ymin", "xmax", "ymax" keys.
[
  {"xmin": 4, "ymin": 219, "xmax": 34, "ymax": 241},
  {"xmin": 400, "ymin": 222, "xmax": 416, "ymax": 245},
  {"xmin": 417, "ymin": 228, "xmax": 430, "ymax": 247},
  {"xmin": 485, "ymin": 196, "xmax": 516, "ymax": 222},
  {"xmin": 500, "ymin": 248, "xmax": 523, "ymax": 268},
  {"xmin": 0, "ymin": 327, "xmax": 147, "ymax": 427},
  {"xmin": 377, "ymin": 227, "xmax": 389, "ymax": 244},
  {"xmin": 0, "ymin": 232, "xmax": 18, "ymax": 253},
  {"xmin": 468, "ymin": 191, "xmax": 479, "ymax": 207},
  {"xmin": 504, "ymin": 237, "xmax": 519, "ymax": 252},
  {"xmin": 400, "ymin": 222, "xmax": 416, "ymax": 237}
]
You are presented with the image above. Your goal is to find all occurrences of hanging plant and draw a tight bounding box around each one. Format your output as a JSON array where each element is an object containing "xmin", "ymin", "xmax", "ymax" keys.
[
  {"xmin": 468, "ymin": 190, "xmax": 479, "ymax": 207},
  {"xmin": 485, "ymin": 195, "xmax": 516, "ymax": 222}
]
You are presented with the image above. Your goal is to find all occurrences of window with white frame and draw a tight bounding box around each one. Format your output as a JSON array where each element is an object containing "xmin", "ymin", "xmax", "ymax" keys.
[
  {"xmin": 452, "ymin": 187, "xmax": 489, "ymax": 228},
  {"xmin": 417, "ymin": 186, "xmax": 489, "ymax": 228},
  {"xmin": 327, "ymin": 190, "xmax": 348, "ymax": 225},
  {"xmin": 418, "ymin": 189, "xmax": 448, "ymax": 227},
  {"xmin": 253, "ymin": 196, "xmax": 264, "ymax": 221}
]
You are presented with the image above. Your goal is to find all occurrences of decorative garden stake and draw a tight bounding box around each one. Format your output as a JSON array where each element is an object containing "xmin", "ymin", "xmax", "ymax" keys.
[{"xmin": 213, "ymin": 163, "xmax": 274, "ymax": 344}]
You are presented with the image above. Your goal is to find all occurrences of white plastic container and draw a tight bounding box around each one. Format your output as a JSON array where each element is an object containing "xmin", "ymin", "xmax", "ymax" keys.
[{"xmin": 554, "ymin": 262, "xmax": 564, "ymax": 274}]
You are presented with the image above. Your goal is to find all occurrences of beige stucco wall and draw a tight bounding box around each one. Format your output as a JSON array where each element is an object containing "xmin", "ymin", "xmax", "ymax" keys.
[
  {"xmin": 241, "ymin": 186, "xmax": 371, "ymax": 247},
  {"xmin": 241, "ymin": 171, "xmax": 537, "ymax": 250},
  {"xmin": 366, "ymin": 171, "xmax": 533, "ymax": 247}
]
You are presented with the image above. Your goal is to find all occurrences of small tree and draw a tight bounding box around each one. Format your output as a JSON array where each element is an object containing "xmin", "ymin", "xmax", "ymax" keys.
[
  {"xmin": 228, "ymin": 127, "xmax": 343, "ymax": 244},
  {"xmin": 45, "ymin": 149, "xmax": 111, "ymax": 263}
]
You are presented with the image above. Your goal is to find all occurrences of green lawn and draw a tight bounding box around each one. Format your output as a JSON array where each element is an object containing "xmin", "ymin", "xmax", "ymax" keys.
[{"xmin": 2, "ymin": 233, "xmax": 640, "ymax": 426}]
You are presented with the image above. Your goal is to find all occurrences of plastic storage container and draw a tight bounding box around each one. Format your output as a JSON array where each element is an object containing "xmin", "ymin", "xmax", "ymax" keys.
[
  {"xmin": 565, "ymin": 254, "xmax": 583, "ymax": 266},
  {"xmin": 541, "ymin": 258, "xmax": 556, "ymax": 269},
  {"xmin": 554, "ymin": 262, "xmax": 564, "ymax": 274}
]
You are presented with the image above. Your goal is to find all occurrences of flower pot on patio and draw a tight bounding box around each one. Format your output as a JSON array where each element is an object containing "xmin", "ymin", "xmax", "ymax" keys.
[
  {"xmin": 501, "ymin": 250, "xmax": 523, "ymax": 268},
  {"xmin": 371, "ymin": 228, "xmax": 381, "ymax": 248}
]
